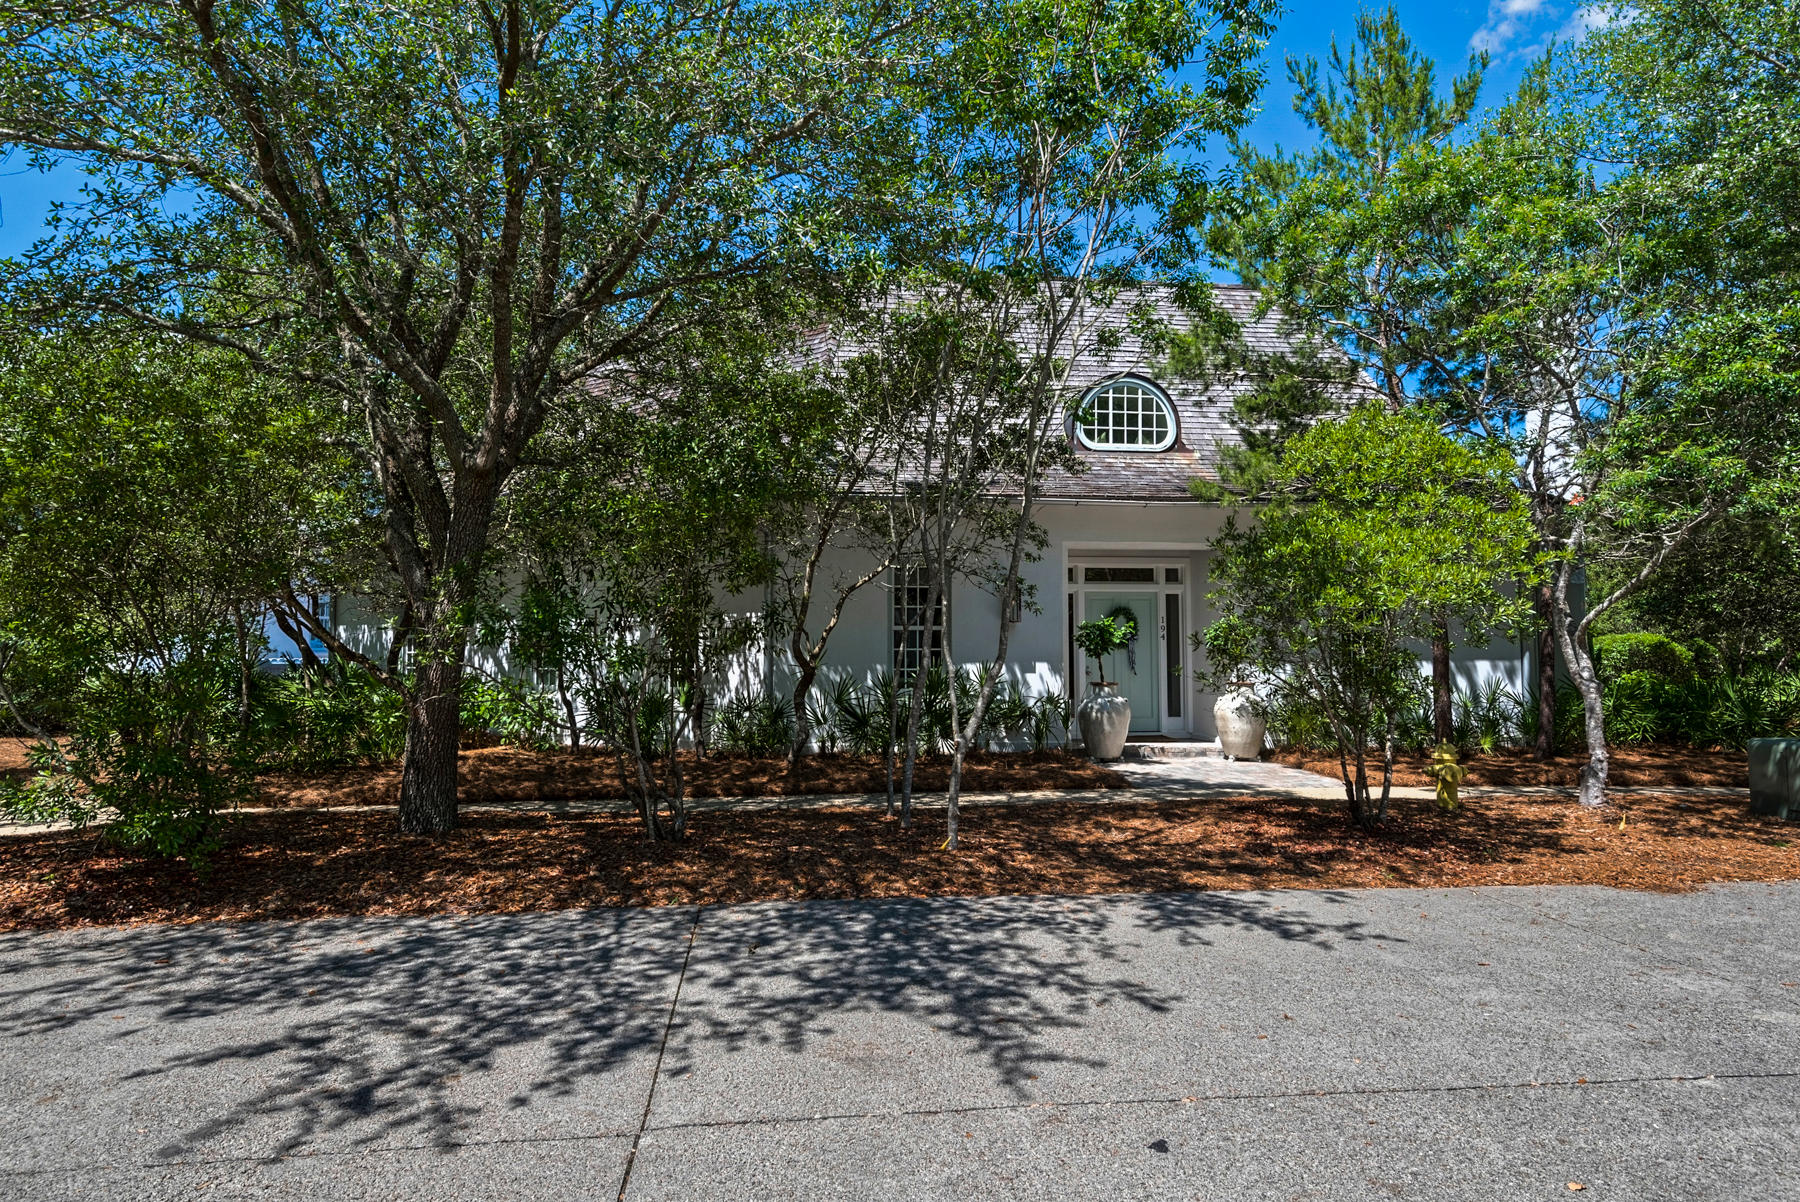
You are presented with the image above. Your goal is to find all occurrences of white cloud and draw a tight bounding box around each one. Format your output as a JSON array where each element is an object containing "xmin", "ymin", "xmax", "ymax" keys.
[
  {"xmin": 1476, "ymin": 0, "xmax": 1562, "ymax": 57},
  {"xmin": 1556, "ymin": 5, "xmax": 1614, "ymax": 43},
  {"xmin": 1469, "ymin": 0, "xmax": 1603, "ymax": 59}
]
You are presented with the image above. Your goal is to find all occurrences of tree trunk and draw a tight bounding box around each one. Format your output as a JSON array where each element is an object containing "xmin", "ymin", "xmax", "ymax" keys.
[
  {"xmin": 556, "ymin": 666, "xmax": 580, "ymax": 751},
  {"xmin": 1566, "ymin": 643, "xmax": 1608, "ymax": 807},
  {"xmin": 897, "ymin": 572, "xmax": 940, "ymax": 831},
  {"xmin": 788, "ymin": 658, "xmax": 819, "ymax": 770},
  {"xmin": 399, "ymin": 651, "xmax": 463, "ymax": 835},
  {"xmin": 233, "ymin": 606, "xmax": 254, "ymax": 734},
  {"xmin": 1378, "ymin": 716, "xmax": 1395, "ymax": 825},
  {"xmin": 898, "ymin": 659, "xmax": 928, "ymax": 830},
  {"xmin": 1350, "ymin": 739, "xmax": 1372, "ymax": 829},
  {"xmin": 1431, "ymin": 616, "xmax": 1453, "ymax": 745},
  {"xmin": 1550, "ymin": 568, "xmax": 1608, "ymax": 807},
  {"xmin": 883, "ymin": 671, "xmax": 902, "ymax": 818},
  {"xmin": 271, "ymin": 607, "xmax": 322, "ymax": 672},
  {"xmin": 945, "ymin": 662, "xmax": 961, "ymax": 852},
  {"xmin": 1533, "ymin": 582, "xmax": 1556, "ymax": 760}
]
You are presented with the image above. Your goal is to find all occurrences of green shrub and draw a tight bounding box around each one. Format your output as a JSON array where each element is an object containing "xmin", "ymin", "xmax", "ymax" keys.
[
  {"xmin": 1517, "ymin": 682, "xmax": 1586, "ymax": 753},
  {"xmin": 1591, "ymin": 667, "xmax": 1800, "ymax": 748},
  {"xmin": 1022, "ymin": 691, "xmax": 1072, "ymax": 751},
  {"xmin": 1603, "ymin": 670, "xmax": 1669, "ymax": 744},
  {"xmin": 1592, "ymin": 633, "xmax": 1695, "ymax": 684},
  {"xmin": 1264, "ymin": 691, "xmax": 1335, "ymax": 751},
  {"xmin": 0, "ymin": 639, "xmax": 78, "ymax": 734},
  {"xmin": 833, "ymin": 671, "xmax": 896, "ymax": 755},
  {"xmin": 0, "ymin": 644, "xmax": 252, "ymax": 868},
  {"xmin": 803, "ymin": 669, "xmax": 1071, "ymax": 756},
  {"xmin": 460, "ymin": 676, "xmax": 563, "ymax": 751},
  {"xmin": 256, "ymin": 662, "xmax": 406, "ymax": 770},
  {"xmin": 712, "ymin": 690, "xmax": 796, "ymax": 756},
  {"xmin": 804, "ymin": 676, "xmax": 860, "ymax": 754},
  {"xmin": 1454, "ymin": 679, "xmax": 1523, "ymax": 754}
]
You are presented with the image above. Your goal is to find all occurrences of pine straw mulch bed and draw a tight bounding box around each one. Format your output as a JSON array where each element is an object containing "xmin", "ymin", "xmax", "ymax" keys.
[
  {"xmin": 1270, "ymin": 743, "xmax": 1748, "ymax": 789},
  {"xmin": 2, "ymin": 790, "xmax": 1796, "ymax": 932},
  {"xmin": 252, "ymin": 746, "xmax": 1130, "ymax": 809}
]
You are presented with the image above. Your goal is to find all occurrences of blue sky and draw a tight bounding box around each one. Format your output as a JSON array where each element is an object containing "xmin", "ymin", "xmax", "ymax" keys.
[
  {"xmin": 0, "ymin": 0, "xmax": 1594, "ymax": 261},
  {"xmin": 1238, "ymin": 0, "xmax": 1598, "ymax": 150}
]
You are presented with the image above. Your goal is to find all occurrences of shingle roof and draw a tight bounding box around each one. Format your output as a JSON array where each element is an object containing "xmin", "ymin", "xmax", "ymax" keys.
[
  {"xmin": 794, "ymin": 282, "xmax": 1350, "ymax": 502},
  {"xmin": 595, "ymin": 282, "xmax": 1358, "ymax": 504},
  {"xmin": 1023, "ymin": 283, "xmax": 1352, "ymax": 502}
]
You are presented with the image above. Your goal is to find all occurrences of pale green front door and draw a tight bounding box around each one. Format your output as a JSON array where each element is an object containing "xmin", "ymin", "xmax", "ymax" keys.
[{"xmin": 1083, "ymin": 592, "xmax": 1159, "ymax": 733}]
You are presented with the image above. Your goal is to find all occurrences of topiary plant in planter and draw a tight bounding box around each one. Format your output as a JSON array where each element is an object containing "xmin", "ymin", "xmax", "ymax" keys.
[{"xmin": 1074, "ymin": 616, "xmax": 1133, "ymax": 760}]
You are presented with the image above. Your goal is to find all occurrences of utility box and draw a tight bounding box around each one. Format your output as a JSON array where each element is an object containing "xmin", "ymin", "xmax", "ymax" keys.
[{"xmin": 1748, "ymin": 739, "xmax": 1800, "ymax": 820}]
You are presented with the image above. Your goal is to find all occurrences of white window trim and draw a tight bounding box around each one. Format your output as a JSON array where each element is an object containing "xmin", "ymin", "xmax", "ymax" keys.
[
  {"xmin": 891, "ymin": 563, "xmax": 946, "ymax": 680},
  {"xmin": 1073, "ymin": 377, "xmax": 1178, "ymax": 453}
]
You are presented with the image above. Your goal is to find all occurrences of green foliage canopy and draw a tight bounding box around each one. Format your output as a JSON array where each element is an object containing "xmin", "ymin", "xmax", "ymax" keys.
[{"xmin": 1203, "ymin": 405, "xmax": 1537, "ymax": 826}]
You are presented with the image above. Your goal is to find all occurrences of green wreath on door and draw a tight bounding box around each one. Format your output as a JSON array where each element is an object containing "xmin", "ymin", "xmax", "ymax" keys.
[{"xmin": 1104, "ymin": 604, "xmax": 1140, "ymax": 674}]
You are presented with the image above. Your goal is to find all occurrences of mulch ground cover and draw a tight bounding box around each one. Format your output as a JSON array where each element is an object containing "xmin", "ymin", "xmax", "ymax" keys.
[
  {"xmin": 3, "ymin": 790, "xmax": 1795, "ymax": 932},
  {"xmin": 1271, "ymin": 743, "xmax": 1748, "ymax": 788},
  {"xmin": 250, "ymin": 746, "xmax": 1131, "ymax": 809}
]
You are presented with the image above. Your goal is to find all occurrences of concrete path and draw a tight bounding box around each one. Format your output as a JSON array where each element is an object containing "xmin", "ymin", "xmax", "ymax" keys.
[{"xmin": 3, "ymin": 882, "xmax": 1797, "ymax": 1200}]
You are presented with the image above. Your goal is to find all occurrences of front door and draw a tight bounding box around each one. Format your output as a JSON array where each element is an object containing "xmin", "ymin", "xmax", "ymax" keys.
[{"xmin": 1083, "ymin": 592, "xmax": 1159, "ymax": 733}]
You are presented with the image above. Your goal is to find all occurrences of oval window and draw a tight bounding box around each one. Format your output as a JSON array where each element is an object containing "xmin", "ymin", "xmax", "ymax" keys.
[{"xmin": 1074, "ymin": 379, "xmax": 1177, "ymax": 452}]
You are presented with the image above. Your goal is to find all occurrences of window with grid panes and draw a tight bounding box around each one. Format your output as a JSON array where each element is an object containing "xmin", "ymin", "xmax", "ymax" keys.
[
  {"xmin": 1074, "ymin": 379, "xmax": 1177, "ymax": 451},
  {"xmin": 892, "ymin": 564, "xmax": 945, "ymax": 679}
]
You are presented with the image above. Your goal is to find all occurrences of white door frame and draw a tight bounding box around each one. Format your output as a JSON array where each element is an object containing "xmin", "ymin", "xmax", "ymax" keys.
[{"xmin": 1065, "ymin": 556, "xmax": 1190, "ymax": 736}]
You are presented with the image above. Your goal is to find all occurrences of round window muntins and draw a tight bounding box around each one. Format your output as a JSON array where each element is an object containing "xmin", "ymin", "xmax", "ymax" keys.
[{"xmin": 1075, "ymin": 379, "xmax": 1176, "ymax": 452}]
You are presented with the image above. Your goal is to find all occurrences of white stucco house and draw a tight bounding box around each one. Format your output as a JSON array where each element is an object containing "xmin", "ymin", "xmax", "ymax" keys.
[
  {"xmin": 333, "ymin": 283, "xmax": 1544, "ymax": 748},
  {"xmin": 719, "ymin": 283, "xmax": 1542, "ymax": 745}
]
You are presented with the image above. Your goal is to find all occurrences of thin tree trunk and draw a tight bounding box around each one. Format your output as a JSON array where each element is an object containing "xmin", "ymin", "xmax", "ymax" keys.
[
  {"xmin": 1431, "ymin": 615, "xmax": 1453, "ymax": 745},
  {"xmin": 946, "ymin": 516, "xmax": 1033, "ymax": 845},
  {"xmin": 1533, "ymin": 581, "xmax": 1556, "ymax": 760},
  {"xmin": 945, "ymin": 658, "xmax": 961, "ymax": 852},
  {"xmin": 899, "ymin": 666, "xmax": 926, "ymax": 829},
  {"xmin": 556, "ymin": 665, "xmax": 579, "ymax": 751},
  {"xmin": 233, "ymin": 606, "xmax": 254, "ymax": 735},
  {"xmin": 1351, "ymin": 733, "xmax": 1371, "ymax": 829},
  {"xmin": 1378, "ymin": 716, "xmax": 1395, "ymax": 825},
  {"xmin": 940, "ymin": 577, "xmax": 965, "ymax": 852},
  {"xmin": 883, "ymin": 678, "xmax": 902, "ymax": 818},
  {"xmin": 898, "ymin": 572, "xmax": 941, "ymax": 831},
  {"xmin": 1550, "ymin": 562, "xmax": 1608, "ymax": 807},
  {"xmin": 884, "ymin": 568, "xmax": 916, "ymax": 818},
  {"xmin": 624, "ymin": 668, "xmax": 662, "ymax": 840},
  {"xmin": 664, "ymin": 682, "xmax": 689, "ymax": 838}
]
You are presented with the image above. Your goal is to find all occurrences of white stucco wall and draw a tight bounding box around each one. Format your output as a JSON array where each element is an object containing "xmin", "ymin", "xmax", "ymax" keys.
[{"xmin": 333, "ymin": 497, "xmax": 1546, "ymax": 748}]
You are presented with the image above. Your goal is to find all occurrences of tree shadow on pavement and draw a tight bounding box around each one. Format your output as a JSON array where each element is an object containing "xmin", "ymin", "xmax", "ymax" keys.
[
  {"xmin": 662, "ymin": 890, "xmax": 1393, "ymax": 1099},
  {"xmin": 0, "ymin": 889, "xmax": 1395, "ymax": 1165}
]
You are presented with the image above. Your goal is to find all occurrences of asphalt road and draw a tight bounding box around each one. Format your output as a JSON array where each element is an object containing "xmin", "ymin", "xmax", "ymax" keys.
[{"xmin": 2, "ymin": 882, "xmax": 1797, "ymax": 1201}]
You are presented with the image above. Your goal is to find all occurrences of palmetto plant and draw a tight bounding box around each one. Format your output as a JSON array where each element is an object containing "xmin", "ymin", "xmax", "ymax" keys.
[
  {"xmin": 835, "ymin": 670, "xmax": 899, "ymax": 755},
  {"xmin": 712, "ymin": 691, "xmax": 797, "ymax": 757},
  {"xmin": 803, "ymin": 676, "xmax": 861, "ymax": 755},
  {"xmin": 807, "ymin": 669, "xmax": 1071, "ymax": 756},
  {"xmin": 1455, "ymin": 679, "xmax": 1523, "ymax": 755}
]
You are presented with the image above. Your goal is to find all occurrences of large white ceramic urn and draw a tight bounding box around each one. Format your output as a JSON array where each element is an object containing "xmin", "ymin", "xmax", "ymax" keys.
[
  {"xmin": 1077, "ymin": 683, "xmax": 1132, "ymax": 761},
  {"xmin": 1214, "ymin": 688, "xmax": 1266, "ymax": 761}
]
